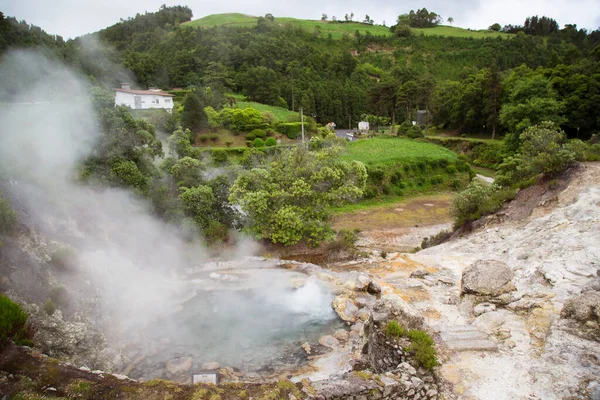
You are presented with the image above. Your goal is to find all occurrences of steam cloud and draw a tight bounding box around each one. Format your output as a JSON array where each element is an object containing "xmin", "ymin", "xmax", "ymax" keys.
[{"xmin": 0, "ymin": 50, "xmax": 337, "ymax": 373}]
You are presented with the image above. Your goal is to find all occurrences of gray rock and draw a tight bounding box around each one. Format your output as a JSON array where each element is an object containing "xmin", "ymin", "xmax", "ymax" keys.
[
  {"xmin": 410, "ymin": 269, "xmax": 429, "ymax": 279},
  {"xmin": 367, "ymin": 281, "xmax": 382, "ymax": 295},
  {"xmin": 319, "ymin": 335, "xmax": 340, "ymax": 348},
  {"xmin": 201, "ymin": 362, "xmax": 220, "ymax": 370},
  {"xmin": 461, "ymin": 260, "xmax": 515, "ymax": 297},
  {"xmin": 165, "ymin": 356, "xmax": 192, "ymax": 375},
  {"xmin": 333, "ymin": 329, "xmax": 350, "ymax": 341},
  {"xmin": 561, "ymin": 291, "xmax": 600, "ymax": 323},
  {"xmin": 474, "ymin": 302, "xmax": 496, "ymax": 316},
  {"xmin": 372, "ymin": 295, "xmax": 424, "ymax": 330}
]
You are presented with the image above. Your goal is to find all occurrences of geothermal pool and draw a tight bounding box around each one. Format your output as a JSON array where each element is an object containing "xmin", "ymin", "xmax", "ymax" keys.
[{"xmin": 131, "ymin": 263, "xmax": 343, "ymax": 380}]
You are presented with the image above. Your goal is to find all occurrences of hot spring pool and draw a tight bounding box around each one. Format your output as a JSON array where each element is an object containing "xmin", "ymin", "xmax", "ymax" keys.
[{"xmin": 131, "ymin": 264, "xmax": 344, "ymax": 379}]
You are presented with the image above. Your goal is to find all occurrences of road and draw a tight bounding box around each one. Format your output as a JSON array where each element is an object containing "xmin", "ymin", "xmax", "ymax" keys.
[{"xmin": 334, "ymin": 129, "xmax": 357, "ymax": 141}]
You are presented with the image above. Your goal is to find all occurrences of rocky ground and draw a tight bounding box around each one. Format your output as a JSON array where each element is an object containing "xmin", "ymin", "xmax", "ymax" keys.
[
  {"xmin": 1, "ymin": 163, "xmax": 599, "ymax": 399},
  {"xmin": 328, "ymin": 162, "xmax": 600, "ymax": 400}
]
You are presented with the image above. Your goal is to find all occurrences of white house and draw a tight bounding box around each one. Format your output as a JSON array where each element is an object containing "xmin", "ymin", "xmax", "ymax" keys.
[{"xmin": 114, "ymin": 83, "xmax": 174, "ymax": 113}]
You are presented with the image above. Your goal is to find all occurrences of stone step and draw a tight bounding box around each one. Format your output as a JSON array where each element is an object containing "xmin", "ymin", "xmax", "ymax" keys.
[
  {"xmin": 440, "ymin": 325, "xmax": 481, "ymax": 333},
  {"xmin": 440, "ymin": 330, "xmax": 489, "ymax": 341},
  {"xmin": 444, "ymin": 338, "xmax": 498, "ymax": 352}
]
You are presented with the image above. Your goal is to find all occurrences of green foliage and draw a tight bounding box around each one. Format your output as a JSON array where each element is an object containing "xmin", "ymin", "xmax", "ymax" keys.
[
  {"xmin": 44, "ymin": 300, "xmax": 56, "ymax": 316},
  {"xmin": 181, "ymin": 92, "xmax": 208, "ymax": 131},
  {"xmin": 265, "ymin": 137, "xmax": 277, "ymax": 147},
  {"xmin": 179, "ymin": 185, "xmax": 215, "ymax": 230},
  {"xmin": 383, "ymin": 320, "xmax": 437, "ymax": 370},
  {"xmin": 421, "ymin": 229, "xmax": 453, "ymax": 249},
  {"xmin": 219, "ymin": 107, "xmax": 265, "ymax": 132},
  {"xmin": 500, "ymin": 73, "xmax": 564, "ymax": 146},
  {"xmin": 210, "ymin": 149, "xmax": 229, "ymax": 164},
  {"xmin": 276, "ymin": 122, "xmax": 303, "ymax": 139},
  {"xmin": 0, "ymin": 295, "xmax": 29, "ymax": 346},
  {"xmin": 0, "ymin": 192, "xmax": 17, "ymax": 234},
  {"xmin": 385, "ymin": 320, "xmax": 406, "ymax": 337},
  {"xmin": 520, "ymin": 121, "xmax": 573, "ymax": 176},
  {"xmin": 250, "ymin": 129, "xmax": 267, "ymax": 138},
  {"xmin": 253, "ymin": 138, "xmax": 265, "ymax": 148},
  {"xmin": 451, "ymin": 180, "xmax": 516, "ymax": 227},
  {"xmin": 406, "ymin": 330, "xmax": 438, "ymax": 370},
  {"xmin": 229, "ymin": 146, "xmax": 367, "ymax": 246},
  {"xmin": 109, "ymin": 160, "xmax": 149, "ymax": 194}
]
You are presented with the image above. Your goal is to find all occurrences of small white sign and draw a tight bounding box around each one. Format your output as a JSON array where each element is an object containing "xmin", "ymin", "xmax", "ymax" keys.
[{"xmin": 192, "ymin": 373, "xmax": 218, "ymax": 384}]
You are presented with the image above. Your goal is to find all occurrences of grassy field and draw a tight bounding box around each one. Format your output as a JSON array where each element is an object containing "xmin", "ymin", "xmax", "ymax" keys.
[
  {"xmin": 426, "ymin": 134, "xmax": 503, "ymax": 145},
  {"xmin": 228, "ymin": 93, "xmax": 299, "ymax": 121},
  {"xmin": 340, "ymin": 137, "xmax": 458, "ymax": 166},
  {"xmin": 184, "ymin": 14, "xmax": 511, "ymax": 40}
]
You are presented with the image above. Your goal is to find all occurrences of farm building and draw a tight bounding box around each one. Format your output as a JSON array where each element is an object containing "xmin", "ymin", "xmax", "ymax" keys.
[{"xmin": 114, "ymin": 83, "xmax": 174, "ymax": 113}]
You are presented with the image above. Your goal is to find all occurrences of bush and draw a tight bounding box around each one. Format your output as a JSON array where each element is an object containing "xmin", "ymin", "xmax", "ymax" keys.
[
  {"xmin": 225, "ymin": 141, "xmax": 233, "ymax": 148},
  {"xmin": 276, "ymin": 122, "xmax": 303, "ymax": 139},
  {"xmin": 406, "ymin": 125, "xmax": 424, "ymax": 139},
  {"xmin": 0, "ymin": 193, "xmax": 17, "ymax": 234},
  {"xmin": 245, "ymin": 133, "xmax": 256, "ymax": 141},
  {"xmin": 209, "ymin": 134, "xmax": 219, "ymax": 142},
  {"xmin": 44, "ymin": 299, "xmax": 56, "ymax": 316},
  {"xmin": 211, "ymin": 149, "xmax": 228, "ymax": 164},
  {"xmin": 406, "ymin": 330, "xmax": 438, "ymax": 370},
  {"xmin": 385, "ymin": 320, "xmax": 406, "ymax": 337},
  {"xmin": 250, "ymin": 129, "xmax": 267, "ymax": 138},
  {"xmin": 421, "ymin": 229, "xmax": 453, "ymax": 249},
  {"xmin": 0, "ymin": 295, "xmax": 30, "ymax": 346},
  {"xmin": 450, "ymin": 180, "xmax": 493, "ymax": 227},
  {"xmin": 198, "ymin": 134, "xmax": 209, "ymax": 143},
  {"xmin": 253, "ymin": 138, "xmax": 265, "ymax": 148},
  {"xmin": 265, "ymin": 137, "xmax": 277, "ymax": 147}
]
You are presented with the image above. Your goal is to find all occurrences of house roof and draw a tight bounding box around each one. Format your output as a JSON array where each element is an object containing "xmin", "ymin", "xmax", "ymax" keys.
[{"xmin": 114, "ymin": 88, "xmax": 174, "ymax": 97}]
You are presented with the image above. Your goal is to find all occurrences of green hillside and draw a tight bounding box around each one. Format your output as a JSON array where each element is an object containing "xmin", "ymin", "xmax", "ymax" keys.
[
  {"xmin": 184, "ymin": 13, "xmax": 510, "ymax": 39},
  {"xmin": 228, "ymin": 93, "xmax": 299, "ymax": 121}
]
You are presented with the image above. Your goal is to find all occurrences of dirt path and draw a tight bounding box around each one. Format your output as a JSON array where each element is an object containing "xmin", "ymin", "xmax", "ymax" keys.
[{"xmin": 332, "ymin": 194, "xmax": 453, "ymax": 252}]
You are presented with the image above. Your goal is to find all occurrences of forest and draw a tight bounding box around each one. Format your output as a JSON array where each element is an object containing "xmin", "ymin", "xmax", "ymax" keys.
[{"xmin": 1, "ymin": 5, "xmax": 600, "ymax": 245}]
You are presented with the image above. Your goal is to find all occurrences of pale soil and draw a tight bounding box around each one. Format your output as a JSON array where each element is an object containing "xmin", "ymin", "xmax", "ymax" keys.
[{"xmin": 333, "ymin": 162, "xmax": 600, "ymax": 399}]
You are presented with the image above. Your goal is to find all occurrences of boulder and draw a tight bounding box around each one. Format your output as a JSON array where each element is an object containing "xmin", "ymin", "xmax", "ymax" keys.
[
  {"xmin": 461, "ymin": 260, "xmax": 515, "ymax": 297},
  {"xmin": 201, "ymin": 362, "xmax": 220, "ymax": 371},
  {"xmin": 561, "ymin": 291, "xmax": 600, "ymax": 323},
  {"xmin": 333, "ymin": 329, "xmax": 350, "ymax": 341},
  {"xmin": 165, "ymin": 357, "xmax": 192, "ymax": 375},
  {"xmin": 367, "ymin": 281, "xmax": 382, "ymax": 295},
  {"xmin": 319, "ymin": 335, "xmax": 339, "ymax": 348},
  {"xmin": 371, "ymin": 294, "xmax": 424, "ymax": 330},
  {"xmin": 333, "ymin": 295, "xmax": 359, "ymax": 322}
]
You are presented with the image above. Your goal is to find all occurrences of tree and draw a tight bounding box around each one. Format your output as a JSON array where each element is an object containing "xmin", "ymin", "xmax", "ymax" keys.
[
  {"xmin": 321, "ymin": 14, "xmax": 328, "ymax": 21},
  {"xmin": 520, "ymin": 122, "xmax": 574, "ymax": 176},
  {"xmin": 228, "ymin": 146, "xmax": 367, "ymax": 246},
  {"xmin": 489, "ymin": 23, "xmax": 501, "ymax": 31},
  {"xmin": 447, "ymin": 17, "xmax": 454, "ymax": 25},
  {"xmin": 181, "ymin": 92, "xmax": 207, "ymax": 132},
  {"xmin": 500, "ymin": 73, "xmax": 564, "ymax": 149},
  {"xmin": 169, "ymin": 157, "xmax": 205, "ymax": 188},
  {"xmin": 482, "ymin": 65, "xmax": 502, "ymax": 139},
  {"xmin": 179, "ymin": 185, "xmax": 216, "ymax": 230}
]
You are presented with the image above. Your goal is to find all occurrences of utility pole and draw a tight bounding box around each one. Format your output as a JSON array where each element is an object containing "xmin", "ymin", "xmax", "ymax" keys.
[
  {"xmin": 348, "ymin": 114, "xmax": 351, "ymax": 130},
  {"xmin": 301, "ymin": 106, "xmax": 305, "ymax": 144}
]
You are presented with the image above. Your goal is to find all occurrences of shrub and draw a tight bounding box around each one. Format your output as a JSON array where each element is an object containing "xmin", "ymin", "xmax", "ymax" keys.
[
  {"xmin": 276, "ymin": 122, "xmax": 303, "ymax": 139},
  {"xmin": 265, "ymin": 137, "xmax": 277, "ymax": 147},
  {"xmin": 50, "ymin": 247, "xmax": 76, "ymax": 272},
  {"xmin": 450, "ymin": 180, "xmax": 493, "ymax": 227},
  {"xmin": 50, "ymin": 286, "xmax": 68, "ymax": 307},
  {"xmin": 421, "ymin": 230, "xmax": 453, "ymax": 249},
  {"xmin": 211, "ymin": 149, "xmax": 228, "ymax": 164},
  {"xmin": 245, "ymin": 140, "xmax": 253, "ymax": 148},
  {"xmin": 0, "ymin": 193, "xmax": 17, "ymax": 234},
  {"xmin": 225, "ymin": 141, "xmax": 233, "ymax": 148},
  {"xmin": 385, "ymin": 320, "xmax": 406, "ymax": 337},
  {"xmin": 0, "ymin": 295, "xmax": 30, "ymax": 346},
  {"xmin": 406, "ymin": 125, "xmax": 424, "ymax": 139},
  {"xmin": 381, "ymin": 249, "xmax": 388, "ymax": 259},
  {"xmin": 406, "ymin": 330, "xmax": 438, "ymax": 370},
  {"xmin": 198, "ymin": 134, "xmax": 209, "ymax": 143},
  {"xmin": 250, "ymin": 129, "xmax": 267, "ymax": 138},
  {"xmin": 245, "ymin": 133, "xmax": 256, "ymax": 141},
  {"xmin": 44, "ymin": 299, "xmax": 56, "ymax": 316},
  {"xmin": 253, "ymin": 138, "xmax": 265, "ymax": 148},
  {"xmin": 209, "ymin": 134, "xmax": 219, "ymax": 142}
]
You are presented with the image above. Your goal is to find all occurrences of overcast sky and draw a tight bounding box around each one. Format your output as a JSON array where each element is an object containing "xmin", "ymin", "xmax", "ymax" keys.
[{"xmin": 1, "ymin": 0, "xmax": 599, "ymax": 39}]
